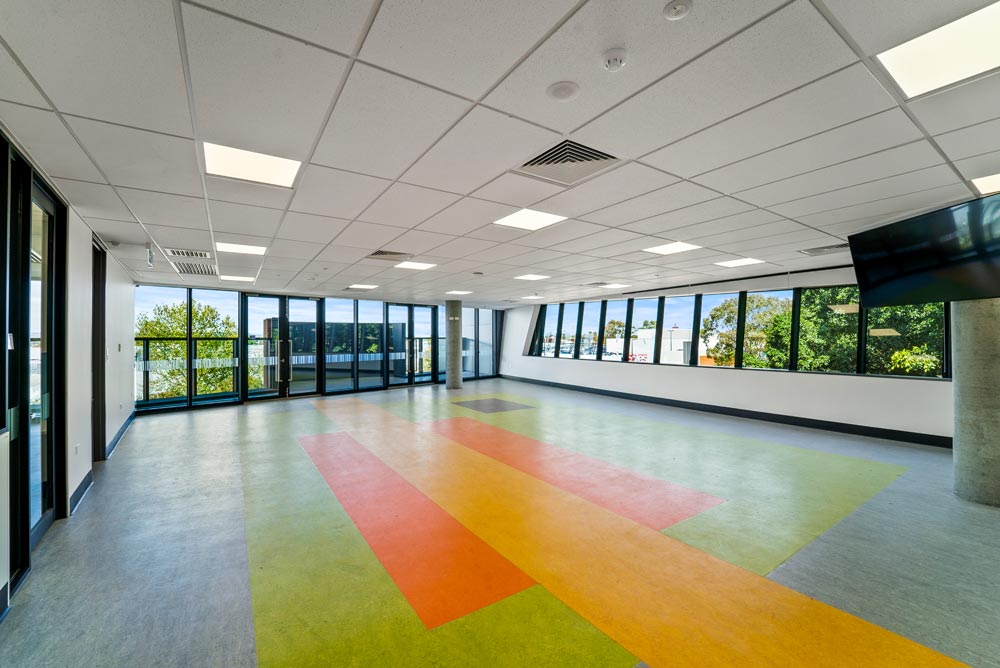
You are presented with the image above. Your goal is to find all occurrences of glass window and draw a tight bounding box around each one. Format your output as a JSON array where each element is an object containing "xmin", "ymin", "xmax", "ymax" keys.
[
  {"xmin": 866, "ymin": 302, "xmax": 945, "ymax": 377},
  {"xmin": 478, "ymin": 309, "xmax": 495, "ymax": 376},
  {"xmin": 559, "ymin": 303, "xmax": 579, "ymax": 358},
  {"xmin": 741, "ymin": 290, "xmax": 793, "ymax": 369},
  {"xmin": 797, "ymin": 286, "xmax": 860, "ymax": 373},
  {"xmin": 326, "ymin": 298, "xmax": 355, "ymax": 392},
  {"xmin": 698, "ymin": 292, "xmax": 739, "ymax": 367},
  {"xmin": 602, "ymin": 300, "xmax": 627, "ymax": 361},
  {"xmin": 462, "ymin": 307, "xmax": 476, "ymax": 377},
  {"xmin": 627, "ymin": 299, "xmax": 658, "ymax": 364},
  {"xmin": 540, "ymin": 305, "xmax": 559, "ymax": 357},
  {"xmin": 357, "ymin": 300, "xmax": 384, "ymax": 389},
  {"xmin": 134, "ymin": 285, "xmax": 189, "ymax": 406},
  {"xmin": 437, "ymin": 307, "xmax": 447, "ymax": 376},
  {"xmin": 191, "ymin": 289, "xmax": 240, "ymax": 400},
  {"xmin": 578, "ymin": 302, "xmax": 601, "ymax": 360},
  {"xmin": 246, "ymin": 295, "xmax": 281, "ymax": 397},
  {"xmin": 660, "ymin": 296, "xmax": 695, "ymax": 365}
]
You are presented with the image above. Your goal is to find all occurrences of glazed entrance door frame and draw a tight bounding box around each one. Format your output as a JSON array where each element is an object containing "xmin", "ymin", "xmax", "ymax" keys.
[
  {"xmin": 386, "ymin": 303, "xmax": 437, "ymax": 386},
  {"xmin": 242, "ymin": 293, "xmax": 323, "ymax": 400},
  {"xmin": 287, "ymin": 297, "xmax": 321, "ymax": 396}
]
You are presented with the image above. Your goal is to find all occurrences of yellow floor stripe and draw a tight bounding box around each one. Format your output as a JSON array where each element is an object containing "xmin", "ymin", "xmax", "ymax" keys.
[{"xmin": 319, "ymin": 398, "xmax": 963, "ymax": 667}]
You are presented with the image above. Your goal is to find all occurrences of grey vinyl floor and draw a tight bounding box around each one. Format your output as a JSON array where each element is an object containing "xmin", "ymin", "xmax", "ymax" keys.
[{"xmin": 0, "ymin": 378, "xmax": 998, "ymax": 667}]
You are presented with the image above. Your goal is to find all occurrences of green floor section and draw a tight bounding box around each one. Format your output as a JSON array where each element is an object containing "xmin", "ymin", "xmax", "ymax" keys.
[
  {"xmin": 238, "ymin": 400, "xmax": 637, "ymax": 667},
  {"xmin": 374, "ymin": 392, "xmax": 906, "ymax": 575}
]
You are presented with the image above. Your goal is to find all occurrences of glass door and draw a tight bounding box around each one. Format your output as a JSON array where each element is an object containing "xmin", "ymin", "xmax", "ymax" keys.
[
  {"xmin": 413, "ymin": 306, "xmax": 434, "ymax": 383},
  {"xmin": 246, "ymin": 295, "xmax": 282, "ymax": 399},
  {"xmin": 388, "ymin": 304, "xmax": 436, "ymax": 386},
  {"xmin": 387, "ymin": 304, "xmax": 409, "ymax": 386},
  {"xmin": 288, "ymin": 298, "xmax": 319, "ymax": 395}
]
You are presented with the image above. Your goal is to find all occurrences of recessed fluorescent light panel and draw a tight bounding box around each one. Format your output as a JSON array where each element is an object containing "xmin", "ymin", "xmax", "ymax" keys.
[
  {"xmin": 446, "ymin": 290, "xmax": 472, "ymax": 295},
  {"xmin": 602, "ymin": 283, "xmax": 631, "ymax": 289},
  {"xmin": 220, "ymin": 275, "xmax": 255, "ymax": 282},
  {"xmin": 972, "ymin": 173, "xmax": 1000, "ymax": 195},
  {"xmin": 643, "ymin": 241, "xmax": 701, "ymax": 255},
  {"xmin": 203, "ymin": 142, "xmax": 300, "ymax": 187},
  {"xmin": 395, "ymin": 261, "xmax": 436, "ymax": 270},
  {"xmin": 216, "ymin": 242, "xmax": 267, "ymax": 255},
  {"xmin": 714, "ymin": 257, "xmax": 765, "ymax": 268},
  {"xmin": 514, "ymin": 274, "xmax": 550, "ymax": 281},
  {"xmin": 876, "ymin": 2, "xmax": 1000, "ymax": 98},
  {"xmin": 349, "ymin": 284, "xmax": 378, "ymax": 289},
  {"xmin": 493, "ymin": 209, "xmax": 567, "ymax": 231},
  {"xmin": 522, "ymin": 295, "xmax": 544, "ymax": 299}
]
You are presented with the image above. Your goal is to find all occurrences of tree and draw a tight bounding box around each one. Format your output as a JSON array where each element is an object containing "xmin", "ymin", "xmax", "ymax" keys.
[
  {"xmin": 136, "ymin": 301, "xmax": 247, "ymax": 399},
  {"xmin": 604, "ymin": 319, "xmax": 625, "ymax": 340},
  {"xmin": 796, "ymin": 286, "xmax": 861, "ymax": 373},
  {"xmin": 700, "ymin": 294, "xmax": 792, "ymax": 368}
]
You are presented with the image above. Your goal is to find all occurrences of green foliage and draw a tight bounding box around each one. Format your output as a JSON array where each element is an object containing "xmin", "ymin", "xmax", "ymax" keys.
[
  {"xmin": 741, "ymin": 294, "xmax": 793, "ymax": 369},
  {"xmin": 796, "ymin": 286, "xmax": 860, "ymax": 373},
  {"xmin": 889, "ymin": 345, "xmax": 940, "ymax": 376},
  {"xmin": 867, "ymin": 302, "xmax": 944, "ymax": 377},
  {"xmin": 604, "ymin": 319, "xmax": 625, "ymax": 340}
]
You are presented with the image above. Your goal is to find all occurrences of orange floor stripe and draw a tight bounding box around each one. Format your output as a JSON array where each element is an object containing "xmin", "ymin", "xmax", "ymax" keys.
[
  {"xmin": 430, "ymin": 417, "xmax": 724, "ymax": 529},
  {"xmin": 300, "ymin": 432, "xmax": 535, "ymax": 629},
  {"xmin": 320, "ymin": 398, "xmax": 964, "ymax": 667}
]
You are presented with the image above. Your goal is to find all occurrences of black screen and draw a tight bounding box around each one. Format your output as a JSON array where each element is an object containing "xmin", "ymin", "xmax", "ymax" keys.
[{"xmin": 849, "ymin": 193, "xmax": 1000, "ymax": 308}]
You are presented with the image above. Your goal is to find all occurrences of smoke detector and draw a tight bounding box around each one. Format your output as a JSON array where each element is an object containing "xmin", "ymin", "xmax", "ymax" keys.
[
  {"xmin": 664, "ymin": 0, "xmax": 692, "ymax": 20},
  {"xmin": 547, "ymin": 81, "xmax": 581, "ymax": 101},
  {"xmin": 602, "ymin": 48, "xmax": 627, "ymax": 73}
]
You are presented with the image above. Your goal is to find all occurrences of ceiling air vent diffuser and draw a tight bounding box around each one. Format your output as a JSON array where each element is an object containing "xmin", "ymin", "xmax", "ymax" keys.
[
  {"xmin": 514, "ymin": 140, "xmax": 619, "ymax": 186},
  {"xmin": 366, "ymin": 250, "xmax": 413, "ymax": 262},
  {"xmin": 165, "ymin": 247, "xmax": 212, "ymax": 259},
  {"xmin": 798, "ymin": 243, "xmax": 850, "ymax": 257},
  {"xmin": 174, "ymin": 262, "xmax": 217, "ymax": 276}
]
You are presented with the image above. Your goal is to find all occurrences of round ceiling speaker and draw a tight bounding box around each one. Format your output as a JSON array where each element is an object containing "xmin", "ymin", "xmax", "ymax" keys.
[
  {"xmin": 664, "ymin": 0, "xmax": 692, "ymax": 21},
  {"xmin": 547, "ymin": 81, "xmax": 581, "ymax": 101}
]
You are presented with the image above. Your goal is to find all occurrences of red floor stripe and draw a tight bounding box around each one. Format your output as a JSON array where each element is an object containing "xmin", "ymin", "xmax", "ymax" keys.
[
  {"xmin": 300, "ymin": 432, "xmax": 535, "ymax": 629},
  {"xmin": 429, "ymin": 417, "xmax": 724, "ymax": 530}
]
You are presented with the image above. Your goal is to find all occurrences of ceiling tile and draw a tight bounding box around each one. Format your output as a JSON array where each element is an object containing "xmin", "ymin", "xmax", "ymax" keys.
[
  {"xmin": 0, "ymin": 48, "xmax": 48, "ymax": 107},
  {"xmin": 313, "ymin": 63, "xmax": 468, "ymax": 179},
  {"xmin": 118, "ymin": 188, "xmax": 208, "ymax": 230},
  {"xmin": 334, "ymin": 221, "xmax": 406, "ymax": 249},
  {"xmin": 0, "ymin": 101, "xmax": 102, "ymax": 181},
  {"xmin": 315, "ymin": 245, "xmax": 372, "ymax": 263},
  {"xmin": 205, "ymin": 176, "xmax": 291, "ymax": 210},
  {"xmin": 144, "ymin": 224, "xmax": 212, "ymax": 251},
  {"xmin": 359, "ymin": 0, "xmax": 577, "ymax": 98},
  {"xmin": 428, "ymin": 236, "xmax": 498, "ymax": 259},
  {"xmin": 793, "ymin": 182, "xmax": 972, "ymax": 228},
  {"xmin": 505, "ymin": 248, "xmax": 569, "ymax": 267},
  {"xmin": 511, "ymin": 220, "xmax": 608, "ymax": 249},
  {"xmin": 547, "ymin": 227, "xmax": 643, "ymax": 254},
  {"xmin": 702, "ymin": 224, "xmax": 827, "ymax": 251},
  {"xmin": 464, "ymin": 223, "xmax": 531, "ymax": 242},
  {"xmin": 465, "ymin": 244, "xmax": 532, "ymax": 263},
  {"xmin": 821, "ymin": 0, "xmax": 996, "ymax": 55},
  {"xmin": 213, "ymin": 231, "xmax": 273, "ymax": 247},
  {"xmin": 276, "ymin": 211, "xmax": 349, "ymax": 244},
  {"xmin": 622, "ymin": 197, "xmax": 754, "ymax": 235},
  {"xmin": 484, "ymin": 0, "xmax": 785, "ymax": 132},
  {"xmin": 772, "ymin": 164, "xmax": 960, "ymax": 218},
  {"xmin": 262, "ymin": 256, "xmax": 309, "ymax": 271},
  {"xmin": 289, "ymin": 164, "xmax": 389, "ymax": 218},
  {"xmin": 52, "ymin": 178, "xmax": 134, "ymax": 221},
  {"xmin": 268, "ymin": 238, "xmax": 324, "ymax": 260},
  {"xmin": 908, "ymin": 71, "xmax": 1000, "ymax": 135},
  {"xmin": 572, "ymin": 1, "xmax": 858, "ymax": 158},
  {"xmin": 209, "ymin": 200, "xmax": 284, "ymax": 237},
  {"xmin": 584, "ymin": 236, "xmax": 668, "ymax": 259},
  {"xmin": 532, "ymin": 163, "xmax": 678, "ymax": 219},
  {"xmin": 385, "ymin": 229, "xmax": 455, "ymax": 254},
  {"xmin": 358, "ymin": 182, "xmax": 460, "ymax": 228},
  {"xmin": 737, "ymin": 141, "xmax": 944, "ymax": 207},
  {"xmin": 472, "ymin": 172, "xmax": 564, "ymax": 207},
  {"xmin": 0, "ymin": 0, "xmax": 191, "ymax": 135},
  {"xmin": 953, "ymin": 150, "xmax": 1000, "ymax": 181},
  {"xmin": 66, "ymin": 117, "xmax": 202, "ymax": 196},
  {"xmin": 193, "ymin": 0, "xmax": 374, "ymax": 53},
  {"xmin": 402, "ymin": 106, "xmax": 558, "ymax": 194},
  {"xmin": 692, "ymin": 108, "xmax": 923, "ymax": 194},
  {"xmin": 183, "ymin": 4, "xmax": 348, "ymax": 160},
  {"xmin": 417, "ymin": 197, "xmax": 518, "ymax": 236},
  {"xmin": 582, "ymin": 181, "xmax": 719, "ymax": 226},
  {"xmin": 667, "ymin": 209, "xmax": 784, "ymax": 240},
  {"xmin": 87, "ymin": 218, "xmax": 148, "ymax": 246},
  {"xmin": 935, "ymin": 117, "xmax": 1000, "ymax": 162}
]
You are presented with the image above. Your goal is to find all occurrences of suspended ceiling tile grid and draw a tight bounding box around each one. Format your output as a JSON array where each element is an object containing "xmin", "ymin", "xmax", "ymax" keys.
[{"xmin": 0, "ymin": 0, "xmax": 993, "ymax": 307}]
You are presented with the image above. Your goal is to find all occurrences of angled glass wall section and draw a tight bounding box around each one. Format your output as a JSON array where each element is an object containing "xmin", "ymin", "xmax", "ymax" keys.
[
  {"xmin": 698, "ymin": 292, "xmax": 739, "ymax": 367},
  {"xmin": 798, "ymin": 286, "xmax": 860, "ymax": 373},
  {"xmin": 741, "ymin": 290, "xmax": 793, "ymax": 370},
  {"xmin": 558, "ymin": 302, "xmax": 579, "ymax": 358},
  {"xmin": 358, "ymin": 300, "xmax": 385, "ymax": 389},
  {"xmin": 135, "ymin": 285, "xmax": 189, "ymax": 408},
  {"xmin": 190, "ymin": 289, "xmax": 240, "ymax": 403},
  {"xmin": 601, "ymin": 299, "xmax": 628, "ymax": 360},
  {"xmin": 325, "ymin": 298, "xmax": 355, "ymax": 392},
  {"xmin": 661, "ymin": 296, "xmax": 695, "ymax": 365},
  {"xmin": 578, "ymin": 301, "xmax": 601, "ymax": 360},
  {"xmin": 627, "ymin": 298, "xmax": 658, "ymax": 363},
  {"xmin": 865, "ymin": 302, "xmax": 945, "ymax": 377}
]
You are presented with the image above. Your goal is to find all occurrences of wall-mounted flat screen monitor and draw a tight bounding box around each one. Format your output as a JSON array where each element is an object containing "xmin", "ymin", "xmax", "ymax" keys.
[{"xmin": 849, "ymin": 193, "xmax": 1000, "ymax": 308}]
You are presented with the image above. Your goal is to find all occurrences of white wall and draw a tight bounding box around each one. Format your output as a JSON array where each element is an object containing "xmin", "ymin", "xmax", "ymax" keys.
[
  {"xmin": 501, "ymin": 306, "xmax": 953, "ymax": 437},
  {"xmin": 105, "ymin": 257, "xmax": 135, "ymax": 444},
  {"xmin": 65, "ymin": 209, "xmax": 93, "ymax": 501}
]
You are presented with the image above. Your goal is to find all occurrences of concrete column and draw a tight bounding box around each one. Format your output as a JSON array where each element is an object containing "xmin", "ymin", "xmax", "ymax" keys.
[
  {"xmin": 446, "ymin": 300, "xmax": 463, "ymax": 390},
  {"xmin": 953, "ymin": 298, "xmax": 1000, "ymax": 506}
]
